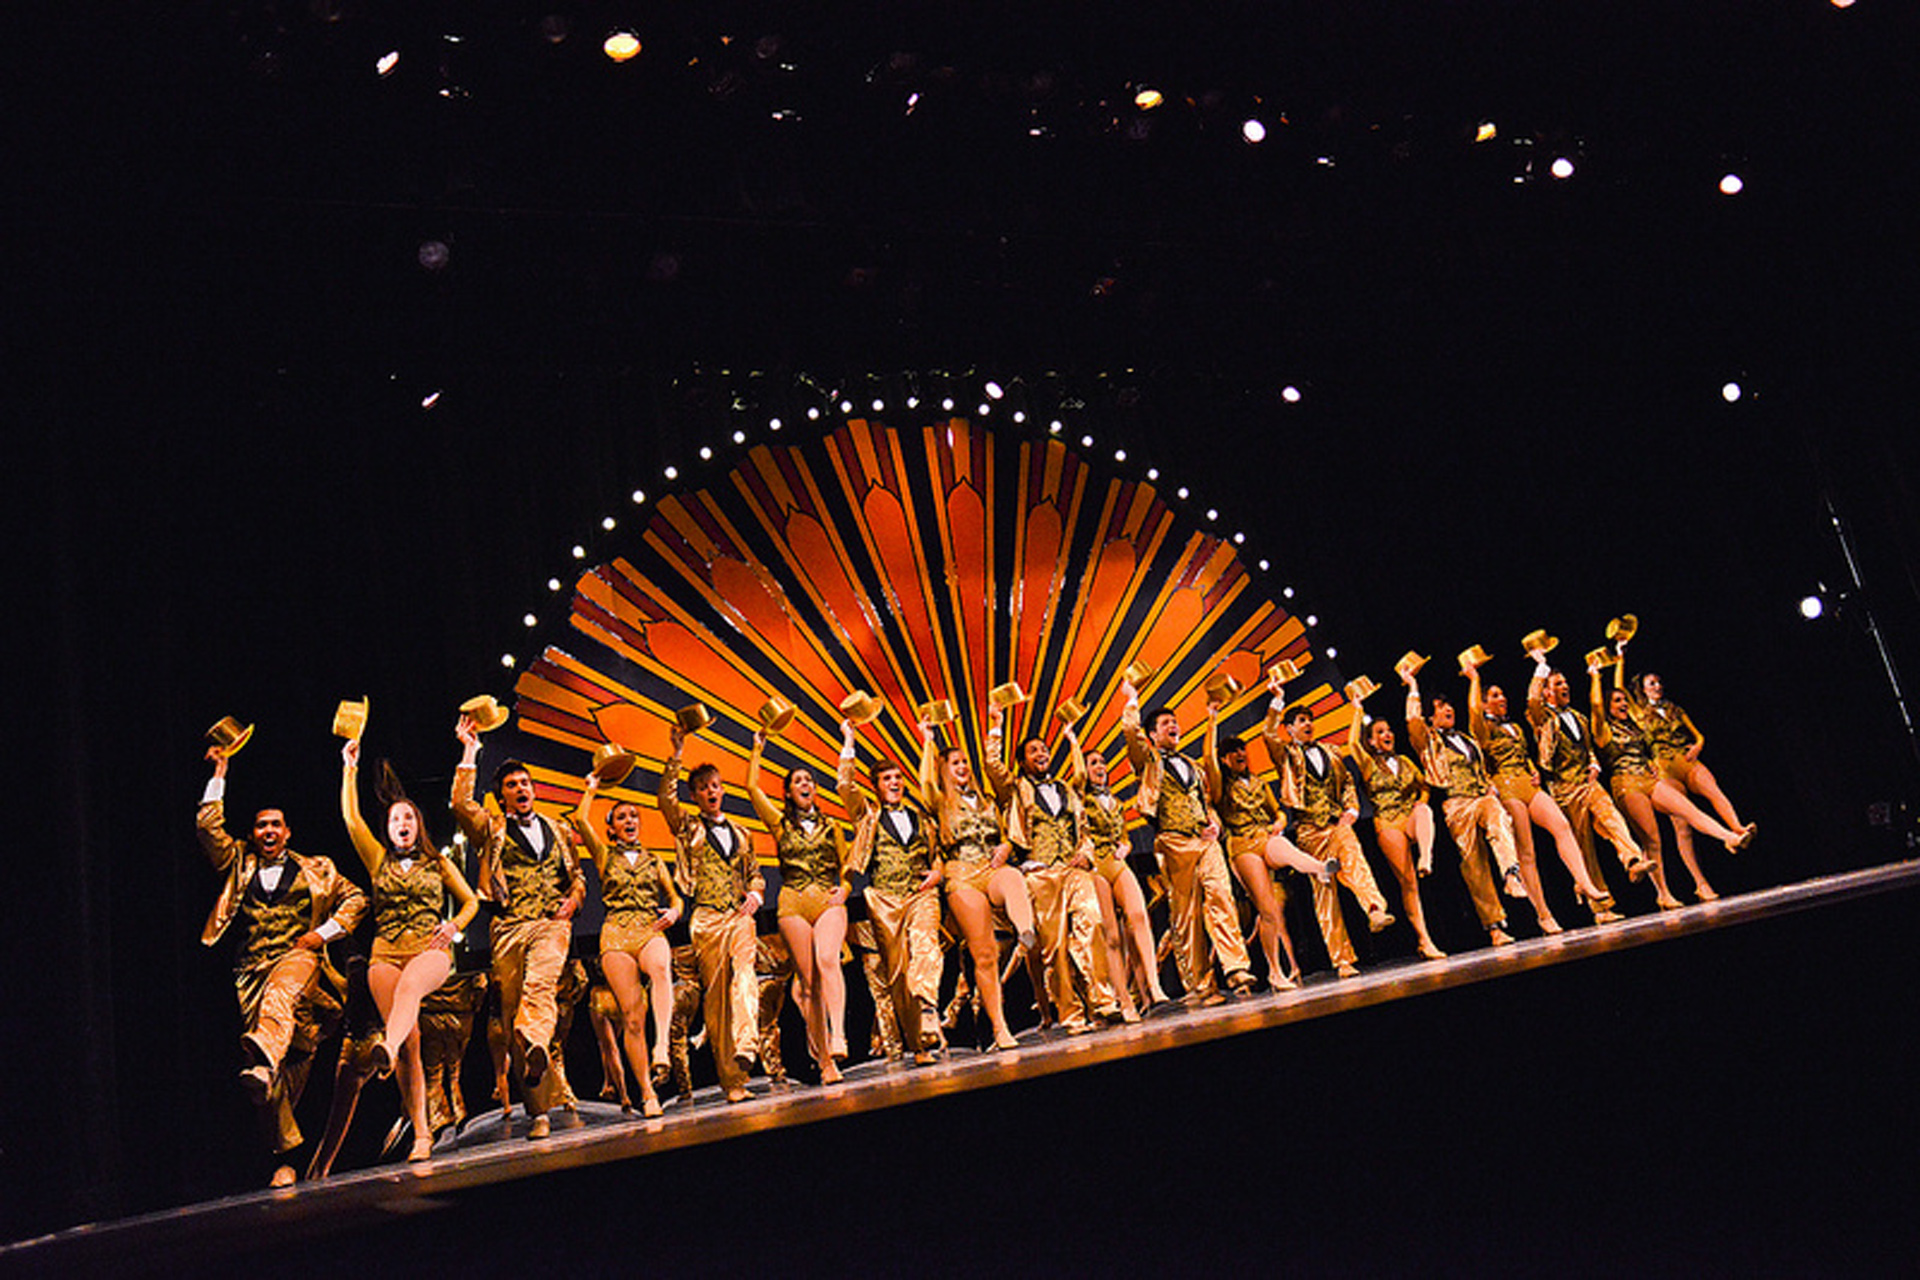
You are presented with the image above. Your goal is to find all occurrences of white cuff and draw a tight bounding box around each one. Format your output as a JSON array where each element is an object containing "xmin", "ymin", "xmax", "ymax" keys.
[
  {"xmin": 1268, "ymin": 695, "xmax": 1286, "ymax": 715},
  {"xmin": 838, "ymin": 746, "xmax": 857, "ymax": 763},
  {"xmin": 1533, "ymin": 658, "xmax": 1552, "ymax": 678},
  {"xmin": 315, "ymin": 919, "xmax": 344, "ymax": 942},
  {"xmin": 201, "ymin": 777, "xmax": 226, "ymax": 805}
]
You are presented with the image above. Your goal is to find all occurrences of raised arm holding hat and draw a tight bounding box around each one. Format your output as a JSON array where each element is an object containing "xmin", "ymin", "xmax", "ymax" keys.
[
  {"xmin": 1615, "ymin": 635, "xmax": 1755, "ymax": 847},
  {"xmin": 1060, "ymin": 719, "xmax": 1170, "ymax": 1012},
  {"xmin": 1529, "ymin": 655, "xmax": 1650, "ymax": 921},
  {"xmin": 1342, "ymin": 682, "xmax": 1447, "ymax": 960},
  {"xmin": 196, "ymin": 737, "xmax": 365, "ymax": 1187}
]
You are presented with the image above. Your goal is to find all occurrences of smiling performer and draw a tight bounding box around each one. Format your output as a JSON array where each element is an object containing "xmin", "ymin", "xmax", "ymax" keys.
[
  {"xmin": 921, "ymin": 704, "xmax": 1041, "ymax": 1048},
  {"xmin": 197, "ymin": 727, "xmax": 366, "ymax": 1187},
  {"xmin": 1122, "ymin": 678, "xmax": 1256, "ymax": 1002},
  {"xmin": 1401, "ymin": 664, "xmax": 1525, "ymax": 948},
  {"xmin": 339, "ymin": 737, "xmax": 479, "ymax": 1160},
  {"xmin": 837, "ymin": 719, "xmax": 946, "ymax": 1064},
  {"xmin": 572, "ymin": 754, "xmax": 679, "ymax": 1117},
  {"xmin": 1061, "ymin": 722, "xmax": 1171, "ymax": 1013},
  {"xmin": 451, "ymin": 705, "xmax": 585, "ymax": 1139},
  {"xmin": 1465, "ymin": 652, "xmax": 1613, "ymax": 930},
  {"xmin": 986, "ymin": 701, "xmax": 1126, "ymax": 1030},
  {"xmin": 659, "ymin": 715, "xmax": 765, "ymax": 1103},
  {"xmin": 1342, "ymin": 682, "xmax": 1447, "ymax": 960},
  {"xmin": 747, "ymin": 719, "xmax": 852, "ymax": 1083},
  {"xmin": 1204, "ymin": 704, "xmax": 1336, "ymax": 988},
  {"xmin": 1264, "ymin": 675, "xmax": 1396, "ymax": 978},
  {"xmin": 1614, "ymin": 635, "xmax": 1755, "ymax": 844}
]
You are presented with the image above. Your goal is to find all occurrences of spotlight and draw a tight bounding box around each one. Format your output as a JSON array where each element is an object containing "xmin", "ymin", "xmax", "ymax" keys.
[
  {"xmin": 905, "ymin": 397, "xmax": 920, "ymax": 409},
  {"xmin": 501, "ymin": 654, "xmax": 516, "ymax": 668},
  {"xmin": 420, "ymin": 390, "xmax": 442, "ymax": 409},
  {"xmin": 376, "ymin": 50, "xmax": 400, "ymax": 77},
  {"xmin": 1134, "ymin": 87, "xmax": 1164, "ymax": 110},
  {"xmin": 942, "ymin": 398, "xmax": 956, "ymax": 411},
  {"xmin": 984, "ymin": 381, "xmax": 1005, "ymax": 400},
  {"xmin": 664, "ymin": 466, "xmax": 679, "ymax": 479},
  {"xmin": 1233, "ymin": 532, "xmax": 1245, "ymax": 544},
  {"xmin": 1281, "ymin": 385, "xmax": 1302, "ymax": 404},
  {"xmin": 1081, "ymin": 435, "xmax": 1093, "ymax": 448},
  {"xmin": 631, "ymin": 489, "xmax": 646, "ymax": 503},
  {"xmin": 1146, "ymin": 468, "xmax": 1159, "ymax": 480},
  {"xmin": 1177, "ymin": 487, "xmax": 1190, "ymax": 500},
  {"xmin": 1475, "ymin": 121, "xmax": 1498, "ymax": 143},
  {"xmin": 1550, "ymin": 157, "xmax": 1576, "ymax": 180},
  {"xmin": 807, "ymin": 407, "xmax": 821, "ymax": 420},
  {"xmin": 1719, "ymin": 173, "xmax": 1745, "ymax": 196},
  {"xmin": 547, "ymin": 577, "xmax": 562, "ymax": 592},
  {"xmin": 872, "ymin": 399, "xmax": 885, "ymax": 412},
  {"xmin": 1721, "ymin": 382, "xmax": 1743, "ymax": 403},
  {"xmin": 1283, "ymin": 587, "xmax": 1295, "ymax": 599},
  {"xmin": 1326, "ymin": 647, "xmax": 1338, "ymax": 658},
  {"xmin": 699, "ymin": 446, "xmax": 713, "ymax": 460},
  {"xmin": 603, "ymin": 31, "xmax": 641, "ymax": 62},
  {"xmin": 1799, "ymin": 594, "xmax": 1825, "ymax": 620},
  {"xmin": 1114, "ymin": 449, "xmax": 1127, "ymax": 462},
  {"xmin": 769, "ymin": 417, "xmax": 782, "ymax": 430},
  {"xmin": 840, "ymin": 399, "xmax": 853, "ymax": 413},
  {"xmin": 1049, "ymin": 420, "xmax": 1062, "ymax": 434},
  {"xmin": 601, "ymin": 516, "xmax": 616, "ymax": 531},
  {"xmin": 571, "ymin": 544, "xmax": 586, "ymax": 559},
  {"xmin": 1306, "ymin": 615, "xmax": 1319, "ymax": 627},
  {"xmin": 732, "ymin": 430, "xmax": 746, "ymax": 443},
  {"xmin": 978, "ymin": 403, "xmax": 992, "ymax": 416},
  {"xmin": 1241, "ymin": 119, "xmax": 1267, "ymax": 144},
  {"xmin": 1258, "ymin": 559, "xmax": 1270, "ymax": 571},
  {"xmin": 1012, "ymin": 411, "xmax": 1026, "ymax": 423},
  {"xmin": 523, "ymin": 613, "xmax": 538, "ymax": 627},
  {"xmin": 418, "ymin": 240, "xmax": 450, "ymax": 271},
  {"xmin": 1206, "ymin": 508, "xmax": 1219, "ymax": 521}
]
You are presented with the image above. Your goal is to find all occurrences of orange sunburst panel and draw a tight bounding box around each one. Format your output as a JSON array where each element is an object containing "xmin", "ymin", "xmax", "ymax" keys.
[{"xmin": 484, "ymin": 416, "xmax": 1338, "ymax": 838}]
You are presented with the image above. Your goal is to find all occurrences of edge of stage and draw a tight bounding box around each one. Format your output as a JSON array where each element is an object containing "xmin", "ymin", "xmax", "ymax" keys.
[{"xmin": 10, "ymin": 859, "xmax": 1919, "ymax": 1276}]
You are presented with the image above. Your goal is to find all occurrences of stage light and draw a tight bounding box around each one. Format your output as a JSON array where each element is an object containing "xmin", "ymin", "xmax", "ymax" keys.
[
  {"xmin": 839, "ymin": 399, "xmax": 853, "ymax": 413},
  {"xmin": 1719, "ymin": 173, "xmax": 1745, "ymax": 196},
  {"xmin": 421, "ymin": 390, "xmax": 441, "ymax": 409},
  {"xmin": 732, "ymin": 430, "xmax": 746, "ymax": 443},
  {"xmin": 1830, "ymin": 0, "xmax": 1855, "ymax": 8},
  {"xmin": 1012, "ymin": 411, "xmax": 1026, "ymax": 423},
  {"xmin": 524, "ymin": 613, "xmax": 538, "ymax": 627},
  {"xmin": 1147, "ymin": 468, "xmax": 1160, "ymax": 480},
  {"xmin": 1177, "ymin": 487, "xmax": 1190, "ymax": 500},
  {"xmin": 985, "ymin": 381, "xmax": 1005, "ymax": 400},
  {"xmin": 768, "ymin": 417, "xmax": 782, "ymax": 431},
  {"xmin": 872, "ymin": 399, "xmax": 885, "ymax": 412},
  {"xmin": 1281, "ymin": 385, "xmax": 1302, "ymax": 403},
  {"xmin": 1283, "ymin": 587, "xmax": 1295, "ymax": 599},
  {"xmin": 376, "ymin": 50, "xmax": 400, "ymax": 77},
  {"xmin": 547, "ymin": 577, "xmax": 562, "ymax": 592},
  {"xmin": 571, "ymin": 544, "xmax": 586, "ymax": 559},
  {"xmin": 1135, "ymin": 87, "xmax": 1164, "ymax": 110},
  {"xmin": 1241, "ymin": 119, "xmax": 1267, "ymax": 144},
  {"xmin": 1475, "ymin": 121, "xmax": 1498, "ymax": 143},
  {"xmin": 1081, "ymin": 435, "xmax": 1093, "ymax": 448},
  {"xmin": 1258, "ymin": 559, "xmax": 1270, "ymax": 571},
  {"xmin": 906, "ymin": 397, "xmax": 920, "ymax": 409},
  {"xmin": 807, "ymin": 407, "xmax": 821, "ymax": 420},
  {"xmin": 501, "ymin": 653, "xmax": 516, "ymax": 668},
  {"xmin": 942, "ymin": 398, "xmax": 956, "ymax": 411},
  {"xmin": 1722, "ymin": 382, "xmax": 1743, "ymax": 402},
  {"xmin": 1800, "ymin": 594, "xmax": 1825, "ymax": 620},
  {"xmin": 418, "ymin": 240, "xmax": 450, "ymax": 271},
  {"xmin": 603, "ymin": 31, "xmax": 641, "ymax": 62},
  {"xmin": 1551, "ymin": 157, "xmax": 1575, "ymax": 180},
  {"xmin": 601, "ymin": 516, "xmax": 616, "ymax": 531},
  {"xmin": 1114, "ymin": 449, "xmax": 1127, "ymax": 462},
  {"xmin": 1306, "ymin": 615, "xmax": 1319, "ymax": 627},
  {"xmin": 699, "ymin": 446, "xmax": 713, "ymax": 460},
  {"xmin": 1233, "ymin": 532, "xmax": 1245, "ymax": 544},
  {"xmin": 978, "ymin": 403, "xmax": 992, "ymax": 416},
  {"xmin": 1206, "ymin": 508, "xmax": 1219, "ymax": 521},
  {"xmin": 631, "ymin": 489, "xmax": 646, "ymax": 503},
  {"xmin": 1049, "ymin": 420, "xmax": 1062, "ymax": 434},
  {"xmin": 665, "ymin": 466, "xmax": 679, "ymax": 479},
  {"xmin": 539, "ymin": 15, "xmax": 570, "ymax": 44}
]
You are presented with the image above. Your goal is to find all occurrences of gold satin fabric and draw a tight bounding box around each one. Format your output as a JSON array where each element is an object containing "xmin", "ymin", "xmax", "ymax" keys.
[
  {"xmin": 1155, "ymin": 832, "xmax": 1251, "ymax": 996},
  {"xmin": 1439, "ymin": 793, "xmax": 1518, "ymax": 929},
  {"xmin": 1026, "ymin": 864, "xmax": 1114, "ymax": 1026},
  {"xmin": 690, "ymin": 906, "xmax": 759, "ymax": 1091},
  {"xmin": 491, "ymin": 915, "xmax": 572, "ymax": 1113},
  {"xmin": 1294, "ymin": 822, "xmax": 1386, "ymax": 968},
  {"xmin": 863, "ymin": 886, "xmax": 942, "ymax": 1051}
]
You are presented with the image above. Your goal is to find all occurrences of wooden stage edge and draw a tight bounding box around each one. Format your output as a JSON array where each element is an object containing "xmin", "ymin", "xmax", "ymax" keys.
[{"xmin": 11, "ymin": 858, "xmax": 1919, "ymax": 1264}]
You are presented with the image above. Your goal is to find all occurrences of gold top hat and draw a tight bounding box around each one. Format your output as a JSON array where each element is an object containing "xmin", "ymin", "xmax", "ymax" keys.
[
  {"xmin": 675, "ymin": 703, "xmax": 713, "ymax": 734},
  {"xmin": 1204, "ymin": 672, "xmax": 1243, "ymax": 707},
  {"xmin": 1584, "ymin": 647, "xmax": 1618, "ymax": 672},
  {"xmin": 332, "ymin": 696, "xmax": 370, "ymax": 741},
  {"xmin": 1054, "ymin": 696, "xmax": 1087, "ymax": 726},
  {"xmin": 1123, "ymin": 660, "xmax": 1157, "ymax": 687},
  {"xmin": 1520, "ymin": 630, "xmax": 1559, "ymax": 657},
  {"xmin": 989, "ymin": 682, "xmax": 1030, "ymax": 710},
  {"xmin": 755, "ymin": 696, "xmax": 797, "ymax": 734},
  {"xmin": 839, "ymin": 691, "xmax": 883, "ymax": 725},
  {"xmin": 1606, "ymin": 613, "xmax": 1639, "ymax": 644},
  {"xmin": 590, "ymin": 741, "xmax": 639, "ymax": 785},
  {"xmin": 206, "ymin": 715, "xmax": 255, "ymax": 758},
  {"xmin": 1457, "ymin": 644, "xmax": 1492, "ymax": 672},
  {"xmin": 916, "ymin": 698, "xmax": 957, "ymax": 727},
  {"xmin": 1266, "ymin": 657, "xmax": 1304, "ymax": 686},
  {"xmin": 460, "ymin": 694, "xmax": 510, "ymax": 733},
  {"xmin": 1395, "ymin": 651, "xmax": 1430, "ymax": 679},
  {"xmin": 1344, "ymin": 675, "xmax": 1380, "ymax": 703}
]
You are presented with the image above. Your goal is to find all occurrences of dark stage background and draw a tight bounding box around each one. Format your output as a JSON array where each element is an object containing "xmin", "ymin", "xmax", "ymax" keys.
[{"xmin": 11, "ymin": 0, "xmax": 1920, "ymax": 1265}]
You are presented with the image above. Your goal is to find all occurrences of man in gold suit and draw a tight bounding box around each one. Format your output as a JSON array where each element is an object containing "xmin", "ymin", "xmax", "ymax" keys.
[
  {"xmin": 986, "ymin": 716, "xmax": 1122, "ymax": 1030},
  {"xmin": 451, "ymin": 713, "xmax": 585, "ymax": 1139},
  {"xmin": 1121, "ymin": 680, "xmax": 1255, "ymax": 1003},
  {"xmin": 661, "ymin": 722, "xmax": 765, "ymax": 1103},
  {"xmin": 838, "ymin": 721, "xmax": 945, "ymax": 1063},
  {"xmin": 197, "ymin": 744, "xmax": 366, "ymax": 1187},
  {"xmin": 1529, "ymin": 658, "xmax": 1653, "ymax": 909},
  {"xmin": 1264, "ymin": 677, "xmax": 1395, "ymax": 977}
]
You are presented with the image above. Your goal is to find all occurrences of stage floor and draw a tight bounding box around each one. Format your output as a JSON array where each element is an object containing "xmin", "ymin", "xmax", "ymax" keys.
[{"xmin": 10, "ymin": 858, "xmax": 1919, "ymax": 1274}]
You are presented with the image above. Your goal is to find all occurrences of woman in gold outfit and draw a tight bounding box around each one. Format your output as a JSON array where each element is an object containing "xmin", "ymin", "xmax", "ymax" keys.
[
  {"xmin": 339, "ymin": 739, "xmax": 479, "ymax": 1161},
  {"xmin": 1061, "ymin": 727, "xmax": 1171, "ymax": 1012},
  {"xmin": 1616, "ymin": 643, "xmax": 1754, "ymax": 841},
  {"xmin": 920, "ymin": 714, "xmax": 1040, "ymax": 1049},
  {"xmin": 747, "ymin": 729, "xmax": 852, "ymax": 1084},
  {"xmin": 571, "ymin": 770, "xmax": 679, "ymax": 1115},
  {"xmin": 1465, "ymin": 657, "xmax": 1613, "ymax": 930},
  {"xmin": 1342, "ymin": 690, "xmax": 1447, "ymax": 959},
  {"xmin": 1590, "ymin": 660, "xmax": 1752, "ymax": 905}
]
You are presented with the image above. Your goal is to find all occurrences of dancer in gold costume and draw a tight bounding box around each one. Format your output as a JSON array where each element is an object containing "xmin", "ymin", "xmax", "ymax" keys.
[
  {"xmin": 1590, "ymin": 659, "xmax": 1753, "ymax": 905},
  {"xmin": 451, "ymin": 713, "xmax": 584, "ymax": 1139},
  {"xmin": 837, "ymin": 720, "xmax": 946, "ymax": 1063},
  {"xmin": 1061, "ymin": 727, "xmax": 1171, "ymax": 1012},
  {"xmin": 1400, "ymin": 670, "xmax": 1525, "ymax": 946},
  {"xmin": 198, "ymin": 744, "xmax": 366, "ymax": 1185},
  {"xmin": 1122, "ymin": 679, "xmax": 1256, "ymax": 1001},
  {"xmin": 1464, "ymin": 658, "xmax": 1613, "ymax": 929},
  {"xmin": 986, "ymin": 707, "xmax": 1128, "ymax": 1028},
  {"xmin": 571, "ymin": 772, "xmax": 679, "ymax": 1115},
  {"xmin": 1615, "ymin": 642, "xmax": 1755, "ymax": 840},
  {"xmin": 1204, "ymin": 707, "xmax": 1337, "ymax": 987},
  {"xmin": 660, "ymin": 721, "xmax": 764, "ymax": 1103},
  {"xmin": 339, "ymin": 739, "xmax": 479, "ymax": 1159},
  {"xmin": 1263, "ymin": 675, "xmax": 1394, "ymax": 977},
  {"xmin": 1529, "ymin": 654, "xmax": 1654, "ymax": 913},
  {"xmin": 747, "ymin": 728, "xmax": 852, "ymax": 1083},
  {"xmin": 1340, "ymin": 690, "xmax": 1447, "ymax": 960}
]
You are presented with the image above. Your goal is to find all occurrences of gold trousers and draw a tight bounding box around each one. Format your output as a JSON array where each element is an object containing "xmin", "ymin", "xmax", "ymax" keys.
[
  {"xmin": 1154, "ymin": 832, "xmax": 1252, "ymax": 996},
  {"xmin": 1295, "ymin": 822, "xmax": 1386, "ymax": 968},
  {"xmin": 1441, "ymin": 792, "xmax": 1519, "ymax": 929},
  {"xmin": 491, "ymin": 915, "xmax": 572, "ymax": 1114},
  {"xmin": 1550, "ymin": 778, "xmax": 1642, "ymax": 897},
  {"xmin": 235, "ymin": 947, "xmax": 337, "ymax": 1152},
  {"xmin": 690, "ymin": 907, "xmax": 759, "ymax": 1091},
  {"xmin": 1026, "ymin": 864, "xmax": 1115, "ymax": 1026},
  {"xmin": 865, "ymin": 886, "xmax": 942, "ymax": 1051}
]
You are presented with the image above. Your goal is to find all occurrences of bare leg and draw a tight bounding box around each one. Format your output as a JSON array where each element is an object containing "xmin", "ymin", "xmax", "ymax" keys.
[
  {"xmin": 1231, "ymin": 851, "xmax": 1295, "ymax": 987},
  {"xmin": 1528, "ymin": 790, "xmax": 1609, "ymax": 901},
  {"xmin": 949, "ymin": 883, "xmax": 1018, "ymax": 1048},
  {"xmin": 602, "ymin": 952, "xmax": 662, "ymax": 1115},
  {"xmin": 638, "ymin": 937, "xmax": 674, "ymax": 1080},
  {"xmin": 813, "ymin": 904, "xmax": 850, "ymax": 1065},
  {"xmin": 987, "ymin": 865, "xmax": 1047, "ymax": 1021},
  {"xmin": 1114, "ymin": 865, "xmax": 1171, "ymax": 1005},
  {"xmin": 776, "ymin": 913, "xmax": 828, "ymax": 1079},
  {"xmin": 1684, "ymin": 760, "xmax": 1746, "ymax": 831},
  {"xmin": 1651, "ymin": 778, "xmax": 1746, "ymax": 852},
  {"xmin": 1661, "ymin": 808, "xmax": 1716, "ymax": 900},
  {"xmin": 1376, "ymin": 823, "xmax": 1444, "ymax": 957},
  {"xmin": 1618, "ymin": 789, "xmax": 1683, "ymax": 909},
  {"xmin": 1413, "ymin": 803, "xmax": 1437, "ymax": 876},
  {"xmin": 1503, "ymin": 797, "xmax": 1561, "ymax": 933},
  {"xmin": 1271, "ymin": 876, "xmax": 1302, "ymax": 978}
]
